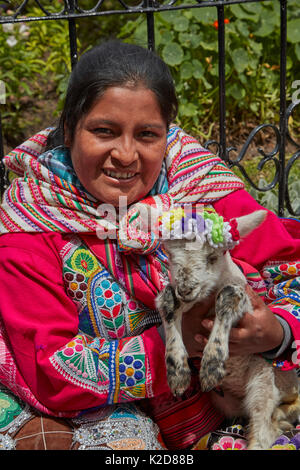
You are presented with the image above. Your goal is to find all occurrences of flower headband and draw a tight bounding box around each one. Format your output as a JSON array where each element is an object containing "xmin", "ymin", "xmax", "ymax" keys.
[
  {"xmin": 159, "ymin": 206, "xmax": 240, "ymax": 250},
  {"xmin": 115, "ymin": 202, "xmax": 240, "ymax": 254}
]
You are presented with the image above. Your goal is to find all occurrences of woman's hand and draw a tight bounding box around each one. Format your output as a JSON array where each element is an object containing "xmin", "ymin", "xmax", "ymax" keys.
[{"xmin": 194, "ymin": 285, "xmax": 284, "ymax": 357}]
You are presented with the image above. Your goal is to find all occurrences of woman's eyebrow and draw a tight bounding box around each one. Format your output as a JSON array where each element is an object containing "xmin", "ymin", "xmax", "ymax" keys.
[
  {"xmin": 85, "ymin": 119, "xmax": 165, "ymax": 130},
  {"xmin": 142, "ymin": 123, "xmax": 166, "ymax": 129},
  {"xmin": 85, "ymin": 118, "xmax": 116, "ymax": 127}
]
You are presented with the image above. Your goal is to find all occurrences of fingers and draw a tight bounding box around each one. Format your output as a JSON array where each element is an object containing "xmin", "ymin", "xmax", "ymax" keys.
[
  {"xmin": 245, "ymin": 283, "xmax": 264, "ymax": 308},
  {"xmin": 194, "ymin": 334, "xmax": 208, "ymax": 349}
]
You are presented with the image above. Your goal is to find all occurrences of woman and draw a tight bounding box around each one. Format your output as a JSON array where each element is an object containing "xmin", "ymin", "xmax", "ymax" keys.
[{"xmin": 0, "ymin": 40, "xmax": 299, "ymax": 451}]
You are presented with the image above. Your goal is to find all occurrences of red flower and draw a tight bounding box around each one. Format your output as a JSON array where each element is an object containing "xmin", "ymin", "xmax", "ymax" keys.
[{"xmin": 213, "ymin": 18, "xmax": 230, "ymax": 29}]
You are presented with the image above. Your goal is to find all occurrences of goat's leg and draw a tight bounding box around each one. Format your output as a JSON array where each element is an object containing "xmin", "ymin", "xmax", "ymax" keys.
[
  {"xmin": 156, "ymin": 285, "xmax": 191, "ymax": 396},
  {"xmin": 200, "ymin": 284, "xmax": 251, "ymax": 392},
  {"xmin": 244, "ymin": 358, "xmax": 282, "ymax": 450}
]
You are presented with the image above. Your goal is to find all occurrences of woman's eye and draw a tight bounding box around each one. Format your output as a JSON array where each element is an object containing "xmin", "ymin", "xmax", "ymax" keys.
[
  {"xmin": 93, "ymin": 127, "xmax": 113, "ymax": 136},
  {"xmin": 139, "ymin": 130, "xmax": 157, "ymax": 139}
]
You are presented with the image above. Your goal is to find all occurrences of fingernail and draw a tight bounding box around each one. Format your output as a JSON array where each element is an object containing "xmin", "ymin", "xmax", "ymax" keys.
[
  {"xmin": 195, "ymin": 334, "xmax": 203, "ymax": 343},
  {"xmin": 202, "ymin": 319, "xmax": 212, "ymax": 329}
]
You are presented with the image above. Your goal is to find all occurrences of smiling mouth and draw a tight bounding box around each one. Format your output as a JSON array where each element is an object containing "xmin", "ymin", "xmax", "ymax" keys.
[{"xmin": 103, "ymin": 169, "xmax": 138, "ymax": 180}]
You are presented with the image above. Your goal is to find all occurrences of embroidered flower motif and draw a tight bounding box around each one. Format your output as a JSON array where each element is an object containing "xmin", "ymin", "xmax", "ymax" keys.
[
  {"xmin": 212, "ymin": 436, "xmax": 247, "ymax": 450},
  {"xmin": 70, "ymin": 249, "xmax": 98, "ymax": 276},
  {"xmin": 0, "ymin": 392, "xmax": 23, "ymax": 430},
  {"xmin": 119, "ymin": 355, "xmax": 145, "ymax": 387},
  {"xmin": 64, "ymin": 270, "xmax": 88, "ymax": 299},
  {"xmin": 271, "ymin": 443, "xmax": 297, "ymax": 450},
  {"xmin": 225, "ymin": 424, "xmax": 245, "ymax": 436}
]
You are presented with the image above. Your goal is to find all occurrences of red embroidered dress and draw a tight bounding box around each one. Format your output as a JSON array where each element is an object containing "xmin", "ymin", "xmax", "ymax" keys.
[{"xmin": 0, "ymin": 127, "xmax": 299, "ymax": 449}]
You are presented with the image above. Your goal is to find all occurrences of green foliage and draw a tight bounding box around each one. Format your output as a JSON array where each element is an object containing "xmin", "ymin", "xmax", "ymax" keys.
[
  {"xmin": 240, "ymin": 157, "xmax": 300, "ymax": 219},
  {"xmin": 1, "ymin": 1, "xmax": 300, "ymax": 217},
  {"xmin": 119, "ymin": 1, "xmax": 300, "ymax": 137},
  {"xmin": 0, "ymin": 4, "xmax": 73, "ymax": 145}
]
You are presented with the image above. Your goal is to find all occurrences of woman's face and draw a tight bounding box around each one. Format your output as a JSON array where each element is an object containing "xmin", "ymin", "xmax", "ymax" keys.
[{"xmin": 68, "ymin": 86, "xmax": 167, "ymax": 207}]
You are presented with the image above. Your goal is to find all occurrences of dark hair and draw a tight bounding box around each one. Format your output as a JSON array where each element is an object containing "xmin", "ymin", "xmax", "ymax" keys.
[{"xmin": 46, "ymin": 40, "xmax": 178, "ymax": 149}]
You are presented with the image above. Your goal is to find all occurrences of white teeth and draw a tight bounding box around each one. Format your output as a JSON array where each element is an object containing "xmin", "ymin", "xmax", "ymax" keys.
[{"xmin": 104, "ymin": 170, "xmax": 136, "ymax": 179}]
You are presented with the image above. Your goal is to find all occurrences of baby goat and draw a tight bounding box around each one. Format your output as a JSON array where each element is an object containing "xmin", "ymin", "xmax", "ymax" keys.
[{"xmin": 154, "ymin": 206, "xmax": 300, "ymax": 450}]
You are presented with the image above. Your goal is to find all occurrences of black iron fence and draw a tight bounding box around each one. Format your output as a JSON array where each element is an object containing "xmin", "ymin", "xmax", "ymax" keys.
[{"xmin": 0, "ymin": 0, "xmax": 299, "ymax": 217}]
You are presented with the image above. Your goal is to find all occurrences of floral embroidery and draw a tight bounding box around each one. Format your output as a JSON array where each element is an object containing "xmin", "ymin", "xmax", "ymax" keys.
[
  {"xmin": 71, "ymin": 403, "xmax": 164, "ymax": 450},
  {"xmin": 270, "ymin": 431, "xmax": 300, "ymax": 450},
  {"xmin": 62, "ymin": 241, "xmax": 160, "ymax": 341},
  {"xmin": 50, "ymin": 334, "xmax": 149, "ymax": 404},
  {"xmin": 64, "ymin": 271, "xmax": 88, "ymax": 301},
  {"xmin": 119, "ymin": 355, "xmax": 145, "ymax": 388},
  {"xmin": 70, "ymin": 248, "xmax": 99, "ymax": 276},
  {"xmin": 0, "ymin": 390, "xmax": 24, "ymax": 432},
  {"xmin": 87, "ymin": 270, "xmax": 126, "ymax": 339},
  {"xmin": 52, "ymin": 239, "xmax": 160, "ymax": 403},
  {"xmin": 211, "ymin": 436, "xmax": 247, "ymax": 450},
  {"xmin": 271, "ymin": 443, "xmax": 297, "ymax": 450}
]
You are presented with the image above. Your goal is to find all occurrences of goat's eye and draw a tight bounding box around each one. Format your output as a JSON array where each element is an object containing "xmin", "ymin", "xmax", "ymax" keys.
[{"xmin": 207, "ymin": 255, "xmax": 218, "ymax": 264}]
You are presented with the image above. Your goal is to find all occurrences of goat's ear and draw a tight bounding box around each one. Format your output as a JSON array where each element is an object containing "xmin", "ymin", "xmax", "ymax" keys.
[{"xmin": 235, "ymin": 210, "xmax": 267, "ymax": 238}]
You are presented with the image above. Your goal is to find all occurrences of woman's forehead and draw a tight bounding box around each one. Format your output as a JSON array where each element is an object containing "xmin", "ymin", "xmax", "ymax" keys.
[{"xmin": 81, "ymin": 86, "xmax": 166, "ymax": 125}]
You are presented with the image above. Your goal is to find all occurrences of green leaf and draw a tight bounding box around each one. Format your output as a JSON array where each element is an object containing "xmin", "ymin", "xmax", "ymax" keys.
[
  {"xmin": 241, "ymin": 3, "xmax": 263, "ymax": 15},
  {"xmin": 160, "ymin": 30, "xmax": 174, "ymax": 44},
  {"xmin": 236, "ymin": 21, "xmax": 250, "ymax": 38},
  {"xmin": 192, "ymin": 59, "xmax": 205, "ymax": 79},
  {"xmin": 248, "ymin": 40, "xmax": 263, "ymax": 57},
  {"xmin": 132, "ymin": 21, "xmax": 147, "ymax": 43},
  {"xmin": 191, "ymin": 7, "xmax": 216, "ymax": 24},
  {"xmin": 115, "ymin": 315, "xmax": 124, "ymax": 329},
  {"xmin": 173, "ymin": 16, "xmax": 189, "ymax": 33},
  {"xmin": 227, "ymin": 83, "xmax": 246, "ymax": 101},
  {"xmin": 254, "ymin": 14, "xmax": 277, "ymax": 37},
  {"xmin": 286, "ymin": 56, "xmax": 293, "ymax": 71},
  {"xmin": 231, "ymin": 48, "xmax": 249, "ymax": 74},
  {"xmin": 180, "ymin": 102, "xmax": 198, "ymax": 117},
  {"xmin": 180, "ymin": 62, "xmax": 194, "ymax": 80},
  {"xmin": 201, "ymin": 76, "xmax": 213, "ymax": 90},
  {"xmin": 287, "ymin": 19, "xmax": 300, "ymax": 43},
  {"xmin": 295, "ymin": 43, "xmax": 300, "ymax": 61},
  {"xmin": 230, "ymin": 4, "xmax": 257, "ymax": 21},
  {"xmin": 178, "ymin": 32, "xmax": 202, "ymax": 49},
  {"xmin": 250, "ymin": 102, "xmax": 259, "ymax": 113},
  {"xmin": 199, "ymin": 35, "xmax": 218, "ymax": 51},
  {"xmin": 159, "ymin": 10, "xmax": 180, "ymax": 24},
  {"xmin": 162, "ymin": 42, "xmax": 184, "ymax": 66}
]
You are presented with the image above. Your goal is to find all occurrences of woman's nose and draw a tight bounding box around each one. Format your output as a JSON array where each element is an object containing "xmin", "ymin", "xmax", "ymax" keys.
[{"xmin": 110, "ymin": 137, "xmax": 138, "ymax": 166}]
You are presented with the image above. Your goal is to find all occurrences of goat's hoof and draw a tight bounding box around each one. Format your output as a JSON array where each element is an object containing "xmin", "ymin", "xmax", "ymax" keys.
[
  {"xmin": 167, "ymin": 370, "xmax": 191, "ymax": 397},
  {"xmin": 166, "ymin": 354, "xmax": 191, "ymax": 397},
  {"xmin": 200, "ymin": 356, "xmax": 226, "ymax": 392}
]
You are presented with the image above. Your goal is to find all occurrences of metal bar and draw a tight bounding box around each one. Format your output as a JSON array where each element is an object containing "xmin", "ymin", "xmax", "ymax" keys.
[
  {"xmin": 146, "ymin": 11, "xmax": 155, "ymax": 52},
  {"xmin": 68, "ymin": 18, "xmax": 78, "ymax": 69},
  {"xmin": 217, "ymin": 4, "xmax": 226, "ymax": 162},
  {"xmin": 278, "ymin": 0, "xmax": 287, "ymax": 217},
  {"xmin": 67, "ymin": 0, "xmax": 78, "ymax": 69},
  {"xmin": 0, "ymin": 0, "xmax": 276, "ymax": 25}
]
